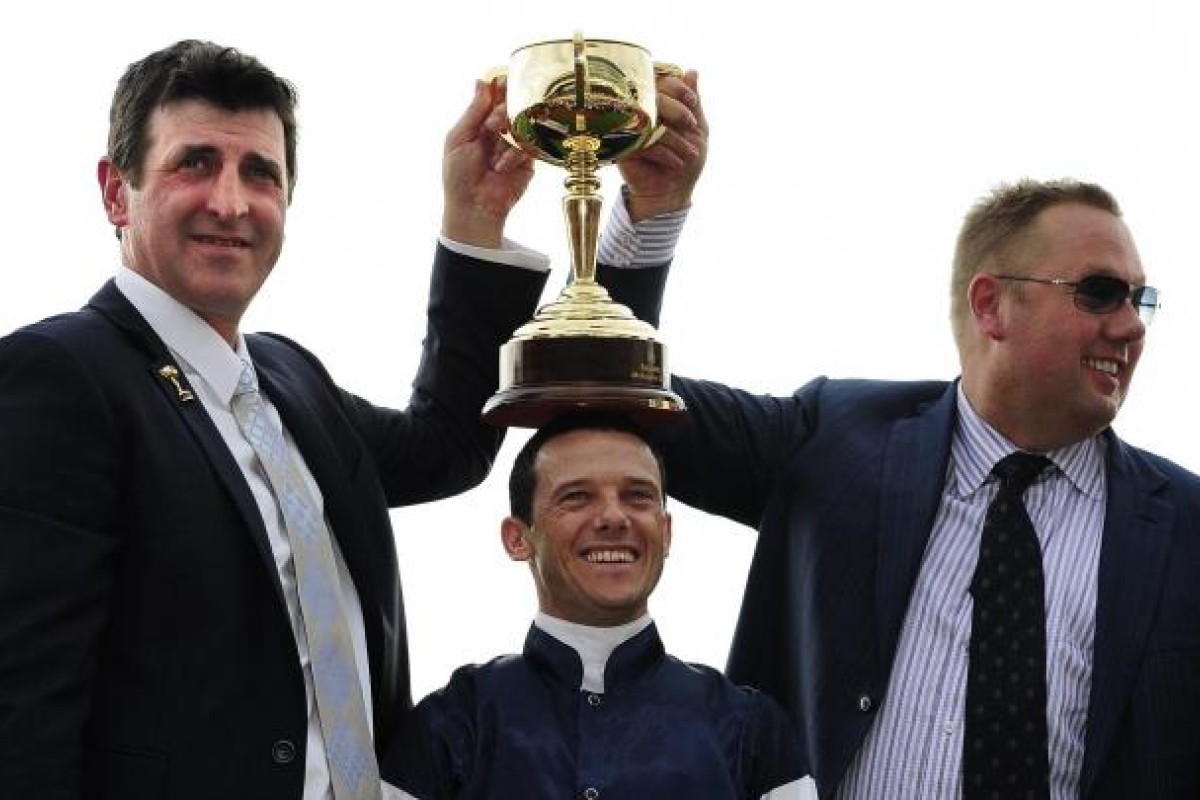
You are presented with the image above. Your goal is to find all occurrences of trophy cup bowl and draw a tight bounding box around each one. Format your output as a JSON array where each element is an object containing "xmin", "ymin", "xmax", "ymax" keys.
[{"xmin": 481, "ymin": 35, "xmax": 687, "ymax": 428}]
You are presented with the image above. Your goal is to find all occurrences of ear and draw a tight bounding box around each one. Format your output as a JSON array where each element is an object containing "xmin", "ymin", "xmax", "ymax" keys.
[
  {"xmin": 662, "ymin": 511, "xmax": 673, "ymax": 558},
  {"xmin": 501, "ymin": 517, "xmax": 534, "ymax": 562},
  {"xmin": 967, "ymin": 273, "xmax": 1006, "ymax": 341},
  {"xmin": 98, "ymin": 158, "xmax": 130, "ymax": 229}
]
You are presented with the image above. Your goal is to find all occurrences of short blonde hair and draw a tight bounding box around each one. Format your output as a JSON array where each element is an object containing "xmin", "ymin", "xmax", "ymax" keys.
[{"xmin": 949, "ymin": 179, "xmax": 1120, "ymax": 347}]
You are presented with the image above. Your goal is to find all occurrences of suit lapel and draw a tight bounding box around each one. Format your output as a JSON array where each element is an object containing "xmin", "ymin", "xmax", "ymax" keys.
[
  {"xmin": 874, "ymin": 383, "xmax": 958, "ymax": 667},
  {"xmin": 1080, "ymin": 435, "xmax": 1173, "ymax": 795},
  {"xmin": 86, "ymin": 281, "xmax": 291, "ymax": 607}
]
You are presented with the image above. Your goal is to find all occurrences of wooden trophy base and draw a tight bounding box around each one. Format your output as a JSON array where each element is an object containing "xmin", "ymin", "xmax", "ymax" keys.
[{"xmin": 482, "ymin": 335, "xmax": 686, "ymax": 428}]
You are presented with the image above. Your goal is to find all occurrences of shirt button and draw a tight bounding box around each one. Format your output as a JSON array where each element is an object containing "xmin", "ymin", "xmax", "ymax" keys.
[
  {"xmin": 583, "ymin": 789, "xmax": 600, "ymax": 800},
  {"xmin": 271, "ymin": 738, "xmax": 296, "ymax": 764},
  {"xmin": 857, "ymin": 694, "xmax": 874, "ymax": 712},
  {"xmin": 586, "ymin": 693, "xmax": 602, "ymax": 707}
]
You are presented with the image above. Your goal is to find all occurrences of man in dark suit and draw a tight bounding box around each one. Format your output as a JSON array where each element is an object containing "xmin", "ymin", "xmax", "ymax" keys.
[
  {"xmin": 0, "ymin": 41, "xmax": 705, "ymax": 799},
  {"xmin": 0, "ymin": 40, "xmax": 542, "ymax": 799},
  {"xmin": 590, "ymin": 179, "xmax": 1200, "ymax": 798}
]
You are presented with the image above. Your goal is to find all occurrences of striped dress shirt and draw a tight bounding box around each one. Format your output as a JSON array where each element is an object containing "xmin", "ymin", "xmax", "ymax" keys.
[
  {"xmin": 597, "ymin": 185, "xmax": 690, "ymax": 267},
  {"xmin": 838, "ymin": 387, "xmax": 1106, "ymax": 799}
]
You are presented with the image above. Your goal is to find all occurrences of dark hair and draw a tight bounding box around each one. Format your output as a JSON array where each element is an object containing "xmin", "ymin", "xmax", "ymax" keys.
[
  {"xmin": 107, "ymin": 39, "xmax": 299, "ymax": 200},
  {"xmin": 950, "ymin": 178, "xmax": 1120, "ymax": 346},
  {"xmin": 509, "ymin": 412, "xmax": 667, "ymax": 523}
]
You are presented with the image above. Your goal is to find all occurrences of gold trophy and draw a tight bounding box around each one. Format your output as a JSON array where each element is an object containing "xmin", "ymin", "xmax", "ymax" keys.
[{"xmin": 481, "ymin": 34, "xmax": 686, "ymax": 428}]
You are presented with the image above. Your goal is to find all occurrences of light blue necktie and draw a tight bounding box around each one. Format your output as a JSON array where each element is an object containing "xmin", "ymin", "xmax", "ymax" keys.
[{"xmin": 232, "ymin": 362, "xmax": 381, "ymax": 799}]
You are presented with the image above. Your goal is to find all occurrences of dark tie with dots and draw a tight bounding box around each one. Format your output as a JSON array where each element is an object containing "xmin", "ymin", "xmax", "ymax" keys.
[{"xmin": 964, "ymin": 452, "xmax": 1053, "ymax": 800}]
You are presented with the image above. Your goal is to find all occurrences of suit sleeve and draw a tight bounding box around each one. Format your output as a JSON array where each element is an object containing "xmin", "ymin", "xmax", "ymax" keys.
[
  {"xmin": 0, "ymin": 329, "xmax": 124, "ymax": 798},
  {"xmin": 596, "ymin": 261, "xmax": 671, "ymax": 328},
  {"xmin": 598, "ymin": 261, "xmax": 824, "ymax": 529},
  {"xmin": 341, "ymin": 244, "xmax": 548, "ymax": 506}
]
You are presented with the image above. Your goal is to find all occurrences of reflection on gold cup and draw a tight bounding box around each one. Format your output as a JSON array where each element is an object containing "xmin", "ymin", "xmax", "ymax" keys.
[{"xmin": 481, "ymin": 35, "xmax": 686, "ymax": 428}]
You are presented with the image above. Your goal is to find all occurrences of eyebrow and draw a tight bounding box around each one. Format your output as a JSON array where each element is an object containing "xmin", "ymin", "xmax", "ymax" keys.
[
  {"xmin": 549, "ymin": 479, "xmax": 590, "ymax": 497},
  {"xmin": 1078, "ymin": 267, "xmax": 1149, "ymax": 285},
  {"xmin": 169, "ymin": 144, "xmax": 283, "ymax": 178},
  {"xmin": 171, "ymin": 143, "xmax": 220, "ymax": 164},
  {"xmin": 549, "ymin": 476, "xmax": 662, "ymax": 496}
]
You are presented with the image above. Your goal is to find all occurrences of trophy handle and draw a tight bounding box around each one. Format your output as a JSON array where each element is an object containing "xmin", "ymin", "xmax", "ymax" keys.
[
  {"xmin": 653, "ymin": 61, "xmax": 684, "ymax": 78},
  {"xmin": 645, "ymin": 125, "xmax": 668, "ymax": 149}
]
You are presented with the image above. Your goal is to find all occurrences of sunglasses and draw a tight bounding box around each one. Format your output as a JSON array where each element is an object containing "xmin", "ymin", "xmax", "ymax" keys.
[{"xmin": 994, "ymin": 274, "xmax": 1160, "ymax": 324}]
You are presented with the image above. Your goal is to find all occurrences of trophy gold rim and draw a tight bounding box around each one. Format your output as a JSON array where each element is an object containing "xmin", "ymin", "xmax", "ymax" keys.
[
  {"xmin": 482, "ymin": 61, "xmax": 683, "ymax": 89},
  {"xmin": 511, "ymin": 37, "xmax": 649, "ymax": 56}
]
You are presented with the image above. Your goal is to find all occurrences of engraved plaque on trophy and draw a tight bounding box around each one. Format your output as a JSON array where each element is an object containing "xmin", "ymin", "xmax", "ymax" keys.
[{"xmin": 481, "ymin": 34, "xmax": 686, "ymax": 428}]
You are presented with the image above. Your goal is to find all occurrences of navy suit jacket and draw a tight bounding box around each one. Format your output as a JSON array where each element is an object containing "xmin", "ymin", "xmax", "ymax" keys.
[
  {"xmin": 0, "ymin": 246, "xmax": 546, "ymax": 799},
  {"xmin": 603, "ymin": 262, "xmax": 1200, "ymax": 799}
]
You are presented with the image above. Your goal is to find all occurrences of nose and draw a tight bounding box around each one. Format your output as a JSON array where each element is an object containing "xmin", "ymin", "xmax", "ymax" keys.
[
  {"xmin": 593, "ymin": 492, "xmax": 631, "ymax": 535},
  {"xmin": 1108, "ymin": 297, "xmax": 1147, "ymax": 342},
  {"xmin": 206, "ymin": 166, "xmax": 249, "ymax": 220}
]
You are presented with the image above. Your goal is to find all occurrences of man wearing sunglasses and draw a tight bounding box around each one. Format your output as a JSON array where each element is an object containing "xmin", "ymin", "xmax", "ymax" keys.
[{"xmin": 583, "ymin": 178, "xmax": 1198, "ymax": 798}]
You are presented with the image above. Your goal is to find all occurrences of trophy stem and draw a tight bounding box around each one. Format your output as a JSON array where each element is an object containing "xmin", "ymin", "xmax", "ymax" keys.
[{"xmin": 563, "ymin": 135, "xmax": 602, "ymax": 286}]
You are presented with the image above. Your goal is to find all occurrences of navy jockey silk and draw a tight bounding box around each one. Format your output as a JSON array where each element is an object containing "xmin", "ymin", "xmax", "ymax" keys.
[{"xmin": 385, "ymin": 623, "xmax": 803, "ymax": 799}]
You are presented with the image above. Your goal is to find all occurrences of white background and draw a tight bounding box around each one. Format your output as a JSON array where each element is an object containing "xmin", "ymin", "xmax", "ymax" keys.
[{"xmin": 3, "ymin": 1, "xmax": 1197, "ymax": 700}]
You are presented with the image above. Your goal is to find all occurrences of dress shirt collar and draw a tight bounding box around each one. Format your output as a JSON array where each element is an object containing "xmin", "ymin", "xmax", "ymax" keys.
[
  {"xmin": 532, "ymin": 612, "xmax": 655, "ymax": 694},
  {"xmin": 114, "ymin": 266, "xmax": 250, "ymax": 405},
  {"xmin": 951, "ymin": 383, "xmax": 1106, "ymax": 501}
]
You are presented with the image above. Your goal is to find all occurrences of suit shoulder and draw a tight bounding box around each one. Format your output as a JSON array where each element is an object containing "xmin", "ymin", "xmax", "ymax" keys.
[
  {"xmin": 5, "ymin": 306, "xmax": 121, "ymax": 350},
  {"xmin": 800, "ymin": 376, "xmax": 953, "ymax": 424},
  {"xmin": 0, "ymin": 308, "xmax": 140, "ymax": 391},
  {"xmin": 245, "ymin": 331, "xmax": 334, "ymax": 382},
  {"xmin": 1115, "ymin": 437, "xmax": 1200, "ymax": 497},
  {"xmin": 246, "ymin": 331, "xmax": 314, "ymax": 363},
  {"xmin": 815, "ymin": 376, "xmax": 951, "ymax": 405}
]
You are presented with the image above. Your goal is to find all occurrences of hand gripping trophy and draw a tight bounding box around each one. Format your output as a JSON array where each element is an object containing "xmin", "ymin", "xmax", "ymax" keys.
[{"xmin": 481, "ymin": 34, "xmax": 687, "ymax": 428}]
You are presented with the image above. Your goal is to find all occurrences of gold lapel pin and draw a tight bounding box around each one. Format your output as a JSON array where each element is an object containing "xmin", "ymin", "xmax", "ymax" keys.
[{"xmin": 158, "ymin": 365, "xmax": 195, "ymax": 403}]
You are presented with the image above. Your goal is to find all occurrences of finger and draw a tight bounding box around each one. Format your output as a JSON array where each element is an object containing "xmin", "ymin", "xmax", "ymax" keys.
[
  {"xmin": 484, "ymin": 103, "xmax": 510, "ymax": 136},
  {"xmin": 642, "ymin": 125, "xmax": 703, "ymax": 165},
  {"xmin": 444, "ymin": 80, "xmax": 494, "ymax": 151},
  {"xmin": 634, "ymin": 144, "xmax": 687, "ymax": 172},
  {"xmin": 656, "ymin": 72, "xmax": 706, "ymax": 139},
  {"xmin": 493, "ymin": 144, "xmax": 533, "ymax": 174},
  {"xmin": 657, "ymin": 71, "xmax": 708, "ymax": 139},
  {"xmin": 659, "ymin": 68, "xmax": 700, "ymax": 103},
  {"xmin": 681, "ymin": 70, "xmax": 708, "ymax": 132},
  {"xmin": 657, "ymin": 94, "xmax": 701, "ymax": 136}
]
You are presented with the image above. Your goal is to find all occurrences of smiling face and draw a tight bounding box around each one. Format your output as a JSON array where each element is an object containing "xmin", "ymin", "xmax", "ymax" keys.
[
  {"xmin": 965, "ymin": 202, "xmax": 1147, "ymax": 451},
  {"xmin": 99, "ymin": 99, "xmax": 288, "ymax": 344},
  {"xmin": 502, "ymin": 428, "xmax": 672, "ymax": 627}
]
